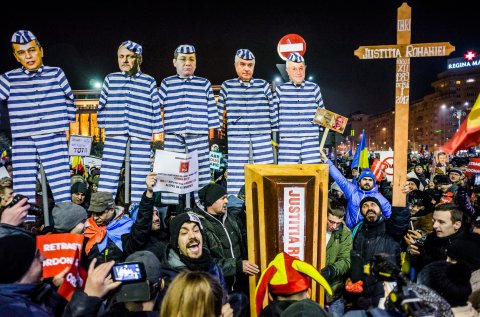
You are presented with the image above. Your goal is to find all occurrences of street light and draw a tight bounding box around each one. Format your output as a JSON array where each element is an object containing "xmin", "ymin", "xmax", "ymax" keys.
[{"xmin": 450, "ymin": 107, "xmax": 466, "ymax": 131}]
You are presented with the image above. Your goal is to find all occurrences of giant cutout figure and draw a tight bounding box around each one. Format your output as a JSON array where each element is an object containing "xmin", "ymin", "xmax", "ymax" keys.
[
  {"xmin": 275, "ymin": 52, "xmax": 325, "ymax": 164},
  {"xmin": 0, "ymin": 30, "xmax": 74, "ymax": 203},
  {"xmin": 97, "ymin": 41, "xmax": 162, "ymax": 203},
  {"xmin": 159, "ymin": 45, "xmax": 219, "ymax": 206},
  {"xmin": 218, "ymin": 49, "xmax": 278, "ymax": 196}
]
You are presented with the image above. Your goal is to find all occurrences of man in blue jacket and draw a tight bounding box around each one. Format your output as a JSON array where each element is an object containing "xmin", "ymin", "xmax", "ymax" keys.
[{"xmin": 321, "ymin": 151, "xmax": 391, "ymax": 229}]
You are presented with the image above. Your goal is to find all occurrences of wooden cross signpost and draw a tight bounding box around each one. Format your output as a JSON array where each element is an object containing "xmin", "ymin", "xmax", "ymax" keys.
[{"xmin": 354, "ymin": 2, "xmax": 455, "ymax": 206}]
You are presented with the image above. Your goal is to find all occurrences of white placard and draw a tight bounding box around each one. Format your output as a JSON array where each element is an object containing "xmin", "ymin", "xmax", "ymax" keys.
[
  {"xmin": 152, "ymin": 150, "xmax": 199, "ymax": 194},
  {"xmin": 209, "ymin": 151, "xmax": 222, "ymax": 171},
  {"xmin": 68, "ymin": 135, "xmax": 92, "ymax": 156},
  {"xmin": 0, "ymin": 166, "xmax": 10, "ymax": 179},
  {"xmin": 283, "ymin": 187, "xmax": 305, "ymax": 261},
  {"xmin": 83, "ymin": 156, "xmax": 102, "ymax": 168}
]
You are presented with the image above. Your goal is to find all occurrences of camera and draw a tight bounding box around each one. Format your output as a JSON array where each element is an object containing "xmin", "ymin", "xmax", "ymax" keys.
[
  {"xmin": 9, "ymin": 194, "xmax": 43, "ymax": 216},
  {"xmin": 111, "ymin": 262, "xmax": 146, "ymax": 284}
]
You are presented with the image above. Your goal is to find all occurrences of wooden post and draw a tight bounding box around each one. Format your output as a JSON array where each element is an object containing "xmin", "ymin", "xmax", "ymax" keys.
[{"xmin": 354, "ymin": 2, "xmax": 455, "ymax": 206}]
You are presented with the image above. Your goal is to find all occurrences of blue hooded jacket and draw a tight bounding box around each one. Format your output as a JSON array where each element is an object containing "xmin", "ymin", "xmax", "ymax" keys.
[{"xmin": 326, "ymin": 160, "xmax": 392, "ymax": 229}]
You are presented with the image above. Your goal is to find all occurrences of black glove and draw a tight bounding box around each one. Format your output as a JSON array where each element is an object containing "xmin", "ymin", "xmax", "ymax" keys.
[{"xmin": 321, "ymin": 265, "xmax": 335, "ymax": 282}]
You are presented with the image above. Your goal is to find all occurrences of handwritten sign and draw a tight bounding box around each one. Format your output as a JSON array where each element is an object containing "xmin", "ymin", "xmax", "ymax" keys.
[
  {"xmin": 209, "ymin": 151, "xmax": 222, "ymax": 171},
  {"xmin": 36, "ymin": 233, "xmax": 84, "ymax": 278},
  {"xmin": 68, "ymin": 135, "xmax": 92, "ymax": 156},
  {"xmin": 313, "ymin": 108, "xmax": 348, "ymax": 133},
  {"xmin": 152, "ymin": 150, "xmax": 199, "ymax": 194}
]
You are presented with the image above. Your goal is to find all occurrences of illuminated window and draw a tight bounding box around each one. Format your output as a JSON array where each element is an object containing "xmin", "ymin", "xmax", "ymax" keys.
[
  {"xmin": 466, "ymin": 78, "xmax": 475, "ymax": 83},
  {"xmin": 455, "ymin": 80, "xmax": 461, "ymax": 85}
]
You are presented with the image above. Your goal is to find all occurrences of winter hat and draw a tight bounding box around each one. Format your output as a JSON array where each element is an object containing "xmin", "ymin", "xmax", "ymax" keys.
[
  {"xmin": 359, "ymin": 196, "xmax": 381, "ymax": 211},
  {"xmin": 88, "ymin": 191, "xmax": 114, "ymax": 213},
  {"xmin": 407, "ymin": 178, "xmax": 421, "ymax": 189},
  {"xmin": 198, "ymin": 183, "xmax": 227, "ymax": 207},
  {"xmin": 358, "ymin": 168, "xmax": 375, "ymax": 182},
  {"xmin": 0, "ymin": 224, "xmax": 37, "ymax": 283},
  {"xmin": 433, "ymin": 174, "xmax": 451, "ymax": 185},
  {"xmin": 447, "ymin": 237, "xmax": 480, "ymax": 271},
  {"xmin": 116, "ymin": 250, "xmax": 162, "ymax": 302},
  {"xmin": 169, "ymin": 212, "xmax": 203, "ymax": 250},
  {"xmin": 280, "ymin": 299, "xmax": 328, "ymax": 317},
  {"xmin": 52, "ymin": 202, "xmax": 88, "ymax": 232},
  {"xmin": 71, "ymin": 182, "xmax": 87, "ymax": 195},
  {"xmin": 418, "ymin": 261, "xmax": 472, "ymax": 307},
  {"xmin": 255, "ymin": 252, "xmax": 332, "ymax": 315},
  {"xmin": 448, "ymin": 168, "xmax": 463, "ymax": 176}
]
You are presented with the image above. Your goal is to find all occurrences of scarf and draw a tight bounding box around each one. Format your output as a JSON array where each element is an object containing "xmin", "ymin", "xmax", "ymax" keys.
[
  {"xmin": 84, "ymin": 216, "xmax": 133, "ymax": 254},
  {"xmin": 179, "ymin": 248, "xmax": 213, "ymax": 272}
]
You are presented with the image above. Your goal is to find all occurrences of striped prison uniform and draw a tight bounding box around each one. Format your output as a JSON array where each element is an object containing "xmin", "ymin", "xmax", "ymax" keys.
[
  {"xmin": 275, "ymin": 80, "xmax": 324, "ymax": 164},
  {"xmin": 159, "ymin": 74, "xmax": 219, "ymax": 204},
  {"xmin": 0, "ymin": 66, "xmax": 75, "ymax": 203},
  {"xmin": 97, "ymin": 71, "xmax": 162, "ymax": 203},
  {"xmin": 218, "ymin": 78, "xmax": 278, "ymax": 196}
]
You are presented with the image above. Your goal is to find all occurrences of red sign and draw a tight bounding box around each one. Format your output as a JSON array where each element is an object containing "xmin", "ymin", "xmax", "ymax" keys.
[
  {"xmin": 277, "ymin": 34, "xmax": 307, "ymax": 61},
  {"xmin": 37, "ymin": 233, "xmax": 84, "ymax": 278},
  {"xmin": 466, "ymin": 158, "xmax": 480, "ymax": 178},
  {"xmin": 57, "ymin": 248, "xmax": 87, "ymax": 301}
]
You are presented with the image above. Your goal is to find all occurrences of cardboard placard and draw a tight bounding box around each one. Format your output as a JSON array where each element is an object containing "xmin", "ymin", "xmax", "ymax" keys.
[
  {"xmin": 68, "ymin": 135, "xmax": 92, "ymax": 156},
  {"xmin": 313, "ymin": 108, "xmax": 348, "ymax": 133}
]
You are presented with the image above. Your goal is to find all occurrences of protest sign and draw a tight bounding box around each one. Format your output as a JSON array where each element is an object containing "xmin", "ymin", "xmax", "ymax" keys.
[
  {"xmin": 152, "ymin": 150, "xmax": 199, "ymax": 194},
  {"xmin": 37, "ymin": 233, "xmax": 84, "ymax": 278},
  {"xmin": 68, "ymin": 135, "xmax": 92, "ymax": 156}
]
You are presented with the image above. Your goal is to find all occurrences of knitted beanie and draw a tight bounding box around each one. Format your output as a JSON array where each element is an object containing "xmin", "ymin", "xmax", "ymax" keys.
[
  {"xmin": 169, "ymin": 212, "xmax": 203, "ymax": 250},
  {"xmin": 0, "ymin": 225, "xmax": 37, "ymax": 283},
  {"xmin": 198, "ymin": 184, "xmax": 226, "ymax": 207}
]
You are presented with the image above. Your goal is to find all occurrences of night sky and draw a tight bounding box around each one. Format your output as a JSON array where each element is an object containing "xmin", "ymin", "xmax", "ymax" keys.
[{"xmin": 1, "ymin": 2, "xmax": 477, "ymax": 116}]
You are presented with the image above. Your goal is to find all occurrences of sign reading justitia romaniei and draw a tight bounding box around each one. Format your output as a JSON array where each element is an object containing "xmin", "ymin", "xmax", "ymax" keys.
[{"xmin": 354, "ymin": 2, "xmax": 455, "ymax": 207}]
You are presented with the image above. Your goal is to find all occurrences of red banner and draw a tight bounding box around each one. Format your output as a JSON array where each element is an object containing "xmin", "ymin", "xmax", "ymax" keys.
[
  {"xmin": 466, "ymin": 158, "xmax": 480, "ymax": 178},
  {"xmin": 57, "ymin": 248, "xmax": 87, "ymax": 301},
  {"xmin": 36, "ymin": 233, "xmax": 84, "ymax": 278}
]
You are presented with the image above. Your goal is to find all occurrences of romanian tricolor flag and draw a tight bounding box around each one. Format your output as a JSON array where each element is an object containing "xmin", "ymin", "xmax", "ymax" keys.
[
  {"xmin": 1, "ymin": 150, "xmax": 7, "ymax": 162},
  {"xmin": 352, "ymin": 130, "xmax": 369, "ymax": 169},
  {"xmin": 442, "ymin": 94, "xmax": 480, "ymax": 154},
  {"xmin": 345, "ymin": 149, "xmax": 353, "ymax": 158},
  {"xmin": 71, "ymin": 156, "xmax": 85, "ymax": 176}
]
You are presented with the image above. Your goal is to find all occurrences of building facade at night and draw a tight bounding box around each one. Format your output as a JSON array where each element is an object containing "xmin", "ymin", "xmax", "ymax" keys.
[{"xmin": 345, "ymin": 50, "xmax": 480, "ymax": 153}]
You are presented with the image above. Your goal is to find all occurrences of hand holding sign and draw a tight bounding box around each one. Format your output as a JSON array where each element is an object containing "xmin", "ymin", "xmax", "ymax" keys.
[{"xmin": 313, "ymin": 108, "xmax": 349, "ymax": 152}]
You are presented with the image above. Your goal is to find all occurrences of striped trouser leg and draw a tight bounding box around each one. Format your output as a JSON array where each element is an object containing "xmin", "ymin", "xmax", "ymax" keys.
[
  {"xmin": 98, "ymin": 135, "xmax": 128, "ymax": 199},
  {"xmin": 130, "ymin": 137, "xmax": 152, "ymax": 204},
  {"xmin": 187, "ymin": 135, "xmax": 211, "ymax": 205},
  {"xmin": 227, "ymin": 135, "xmax": 250, "ymax": 197},
  {"xmin": 11, "ymin": 137, "xmax": 39, "ymax": 203},
  {"xmin": 300, "ymin": 136, "xmax": 321, "ymax": 164},
  {"xmin": 32, "ymin": 132, "xmax": 71, "ymax": 203},
  {"xmin": 278, "ymin": 137, "xmax": 301, "ymax": 164}
]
